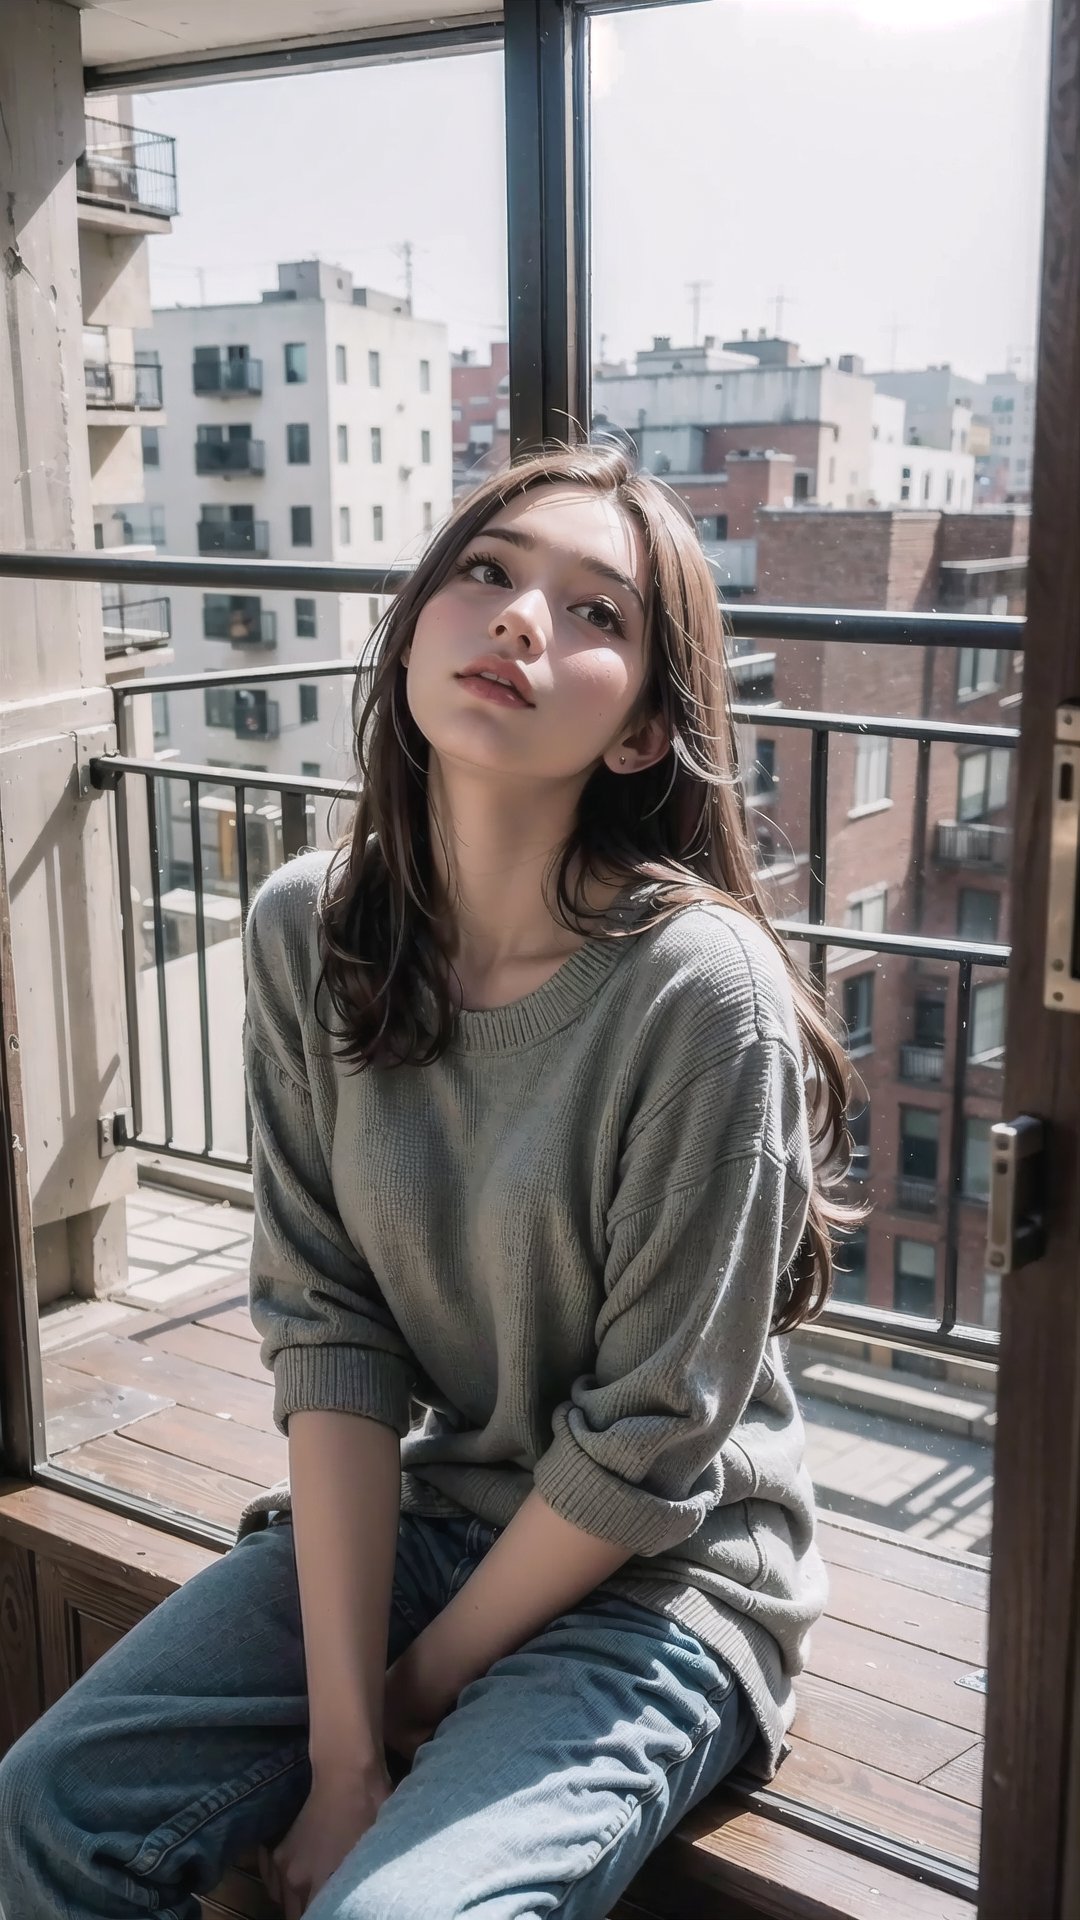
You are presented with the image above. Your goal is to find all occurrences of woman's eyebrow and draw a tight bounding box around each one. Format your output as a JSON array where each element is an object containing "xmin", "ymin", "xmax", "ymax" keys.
[{"xmin": 480, "ymin": 524, "xmax": 645, "ymax": 614}]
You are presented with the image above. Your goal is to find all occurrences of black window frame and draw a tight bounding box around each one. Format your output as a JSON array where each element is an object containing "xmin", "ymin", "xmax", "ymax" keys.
[
  {"xmin": 290, "ymin": 505, "xmax": 313, "ymax": 548},
  {"xmin": 286, "ymin": 422, "xmax": 311, "ymax": 465},
  {"xmin": 295, "ymin": 597, "xmax": 317, "ymax": 639}
]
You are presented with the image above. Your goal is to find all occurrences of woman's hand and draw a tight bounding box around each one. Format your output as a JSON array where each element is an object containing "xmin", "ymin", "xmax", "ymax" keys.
[
  {"xmin": 258, "ymin": 1758, "xmax": 393, "ymax": 1920},
  {"xmin": 382, "ymin": 1653, "xmax": 443, "ymax": 1767}
]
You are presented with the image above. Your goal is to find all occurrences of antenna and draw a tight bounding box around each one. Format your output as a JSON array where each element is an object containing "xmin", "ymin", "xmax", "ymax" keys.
[
  {"xmin": 887, "ymin": 313, "xmax": 908, "ymax": 369},
  {"xmin": 393, "ymin": 240, "xmax": 414, "ymax": 309},
  {"xmin": 685, "ymin": 279, "xmax": 712, "ymax": 347},
  {"xmin": 770, "ymin": 287, "xmax": 793, "ymax": 335}
]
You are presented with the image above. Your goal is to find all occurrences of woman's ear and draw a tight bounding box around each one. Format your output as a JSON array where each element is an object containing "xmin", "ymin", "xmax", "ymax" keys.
[{"xmin": 610, "ymin": 712, "xmax": 670, "ymax": 777}]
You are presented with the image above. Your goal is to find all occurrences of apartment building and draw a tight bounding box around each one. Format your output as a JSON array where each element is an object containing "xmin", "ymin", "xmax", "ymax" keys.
[
  {"xmin": 77, "ymin": 95, "xmax": 176, "ymax": 666},
  {"xmin": 870, "ymin": 361, "xmax": 1036, "ymax": 504},
  {"xmin": 741, "ymin": 505, "xmax": 1028, "ymax": 1341},
  {"xmin": 451, "ymin": 340, "xmax": 511, "ymax": 494},
  {"xmin": 144, "ymin": 260, "xmax": 451, "ymax": 795}
]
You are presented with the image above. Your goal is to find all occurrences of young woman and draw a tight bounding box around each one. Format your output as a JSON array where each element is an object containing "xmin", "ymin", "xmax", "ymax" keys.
[{"xmin": 0, "ymin": 442, "xmax": 853, "ymax": 1920}]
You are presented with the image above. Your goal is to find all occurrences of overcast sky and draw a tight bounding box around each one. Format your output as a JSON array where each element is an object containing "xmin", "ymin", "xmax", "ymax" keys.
[{"xmin": 143, "ymin": 0, "xmax": 1050, "ymax": 384}]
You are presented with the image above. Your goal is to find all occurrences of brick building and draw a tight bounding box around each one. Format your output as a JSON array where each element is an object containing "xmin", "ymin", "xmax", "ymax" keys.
[
  {"xmin": 741, "ymin": 507, "xmax": 1028, "ymax": 1340},
  {"xmin": 451, "ymin": 341, "xmax": 510, "ymax": 494}
]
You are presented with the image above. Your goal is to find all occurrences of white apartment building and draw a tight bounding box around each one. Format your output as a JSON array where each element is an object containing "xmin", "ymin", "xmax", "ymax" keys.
[
  {"xmin": 143, "ymin": 259, "xmax": 452, "ymax": 796},
  {"xmin": 981, "ymin": 368, "xmax": 1037, "ymax": 500},
  {"xmin": 870, "ymin": 393, "xmax": 975, "ymax": 510},
  {"xmin": 868, "ymin": 365, "xmax": 978, "ymax": 456},
  {"xmin": 78, "ymin": 94, "xmax": 176, "ymax": 658}
]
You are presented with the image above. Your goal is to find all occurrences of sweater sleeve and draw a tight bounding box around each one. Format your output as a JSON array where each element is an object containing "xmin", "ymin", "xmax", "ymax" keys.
[
  {"xmin": 244, "ymin": 871, "xmax": 419, "ymax": 1439},
  {"xmin": 532, "ymin": 1031, "xmax": 811, "ymax": 1558}
]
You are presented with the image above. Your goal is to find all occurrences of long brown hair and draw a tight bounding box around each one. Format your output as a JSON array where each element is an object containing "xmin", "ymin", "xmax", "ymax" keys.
[{"xmin": 318, "ymin": 441, "xmax": 859, "ymax": 1332}]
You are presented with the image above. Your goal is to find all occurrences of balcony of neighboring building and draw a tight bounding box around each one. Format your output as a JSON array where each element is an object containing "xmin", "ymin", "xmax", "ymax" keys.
[
  {"xmin": 933, "ymin": 819, "xmax": 1011, "ymax": 872},
  {"xmin": 193, "ymin": 350, "xmax": 264, "ymax": 398},
  {"xmin": 101, "ymin": 594, "xmax": 173, "ymax": 660},
  {"xmin": 76, "ymin": 115, "xmax": 178, "ymax": 236},
  {"xmin": 203, "ymin": 595, "xmax": 278, "ymax": 647},
  {"xmin": 195, "ymin": 432, "xmax": 267, "ymax": 477},
  {"xmin": 196, "ymin": 515, "xmax": 270, "ymax": 558},
  {"xmin": 84, "ymin": 355, "xmax": 164, "ymax": 427}
]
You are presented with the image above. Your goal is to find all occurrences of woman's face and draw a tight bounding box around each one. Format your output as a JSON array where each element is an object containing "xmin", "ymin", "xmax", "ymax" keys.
[{"xmin": 403, "ymin": 484, "xmax": 668, "ymax": 785}]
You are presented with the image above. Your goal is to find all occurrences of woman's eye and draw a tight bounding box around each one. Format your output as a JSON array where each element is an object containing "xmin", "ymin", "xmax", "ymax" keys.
[
  {"xmin": 573, "ymin": 601, "xmax": 624, "ymax": 635},
  {"xmin": 465, "ymin": 559, "xmax": 508, "ymax": 587}
]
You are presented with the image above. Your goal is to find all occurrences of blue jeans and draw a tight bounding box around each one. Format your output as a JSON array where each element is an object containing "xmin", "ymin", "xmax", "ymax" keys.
[{"xmin": 0, "ymin": 1510, "xmax": 755, "ymax": 1920}]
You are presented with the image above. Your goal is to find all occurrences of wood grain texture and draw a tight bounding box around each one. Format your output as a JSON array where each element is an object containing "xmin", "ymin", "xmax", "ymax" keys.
[
  {"xmin": 790, "ymin": 1672, "xmax": 976, "ymax": 1780},
  {"xmin": 0, "ymin": 1534, "xmax": 41, "ymax": 1753},
  {"xmin": 60, "ymin": 1332, "xmax": 277, "ymax": 1432},
  {"xmin": 979, "ymin": 0, "xmax": 1080, "ymax": 1913}
]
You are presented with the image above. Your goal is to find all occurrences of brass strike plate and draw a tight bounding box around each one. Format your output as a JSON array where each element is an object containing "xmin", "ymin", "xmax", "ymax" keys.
[{"xmin": 1044, "ymin": 704, "xmax": 1080, "ymax": 1012}]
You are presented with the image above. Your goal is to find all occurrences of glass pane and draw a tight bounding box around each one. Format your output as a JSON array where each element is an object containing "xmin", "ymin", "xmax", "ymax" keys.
[
  {"xmin": 593, "ymin": 0, "xmax": 1047, "ymax": 1883},
  {"xmin": 40, "ymin": 44, "xmax": 507, "ymax": 1536}
]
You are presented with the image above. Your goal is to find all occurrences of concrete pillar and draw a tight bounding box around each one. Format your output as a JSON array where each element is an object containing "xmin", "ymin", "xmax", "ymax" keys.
[{"xmin": 1, "ymin": 0, "xmax": 136, "ymax": 1306}]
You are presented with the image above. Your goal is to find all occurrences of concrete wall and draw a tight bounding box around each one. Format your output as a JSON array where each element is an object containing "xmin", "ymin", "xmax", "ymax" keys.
[{"xmin": 1, "ymin": 0, "xmax": 137, "ymax": 1305}]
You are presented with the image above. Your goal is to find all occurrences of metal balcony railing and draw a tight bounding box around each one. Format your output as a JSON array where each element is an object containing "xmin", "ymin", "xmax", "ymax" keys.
[
  {"xmin": 101, "ymin": 595, "xmax": 172, "ymax": 654},
  {"xmin": 196, "ymin": 520, "xmax": 270, "ymax": 558},
  {"xmin": 195, "ymin": 438, "xmax": 267, "ymax": 477},
  {"xmin": 899, "ymin": 1043, "xmax": 945, "ymax": 1083},
  {"xmin": 203, "ymin": 600, "xmax": 277, "ymax": 646},
  {"xmin": 84, "ymin": 360, "xmax": 163, "ymax": 412},
  {"xmin": 896, "ymin": 1175, "xmax": 940, "ymax": 1214},
  {"xmin": 77, "ymin": 116, "xmax": 179, "ymax": 219},
  {"xmin": 0, "ymin": 549, "xmax": 1021, "ymax": 1368},
  {"xmin": 193, "ymin": 356, "xmax": 264, "ymax": 397},
  {"xmin": 934, "ymin": 819, "xmax": 1011, "ymax": 870}
]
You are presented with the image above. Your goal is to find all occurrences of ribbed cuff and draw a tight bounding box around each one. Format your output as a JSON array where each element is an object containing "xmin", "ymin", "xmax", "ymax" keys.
[
  {"xmin": 274, "ymin": 1344, "xmax": 413, "ymax": 1438},
  {"xmin": 533, "ymin": 1421, "xmax": 712, "ymax": 1559}
]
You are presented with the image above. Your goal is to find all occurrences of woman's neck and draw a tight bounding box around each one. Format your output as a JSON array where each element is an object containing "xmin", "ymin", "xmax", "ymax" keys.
[{"xmin": 426, "ymin": 752, "xmax": 618, "ymax": 1006}]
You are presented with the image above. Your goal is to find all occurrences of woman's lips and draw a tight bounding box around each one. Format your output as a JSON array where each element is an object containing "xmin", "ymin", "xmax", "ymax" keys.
[{"xmin": 456, "ymin": 675, "xmax": 532, "ymax": 709}]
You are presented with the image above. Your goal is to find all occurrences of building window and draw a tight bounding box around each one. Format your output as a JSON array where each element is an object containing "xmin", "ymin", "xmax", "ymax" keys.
[
  {"xmin": 284, "ymin": 342, "xmax": 308, "ymax": 384},
  {"xmin": 945, "ymin": 470, "xmax": 955, "ymax": 504},
  {"xmin": 369, "ymin": 349, "xmax": 381, "ymax": 388},
  {"xmin": 372, "ymin": 505, "xmax": 384, "ymax": 542},
  {"xmin": 337, "ymin": 424, "xmax": 349, "ymax": 463},
  {"xmin": 141, "ymin": 427, "xmax": 160, "ymax": 467},
  {"xmin": 420, "ymin": 358, "xmax": 431, "ymax": 392},
  {"xmin": 296, "ymin": 597, "xmax": 317, "ymax": 638},
  {"xmin": 847, "ymin": 1103, "xmax": 870, "ymax": 1180},
  {"xmin": 970, "ymin": 980, "xmax": 1006, "ymax": 1063},
  {"xmin": 921, "ymin": 471, "xmax": 932, "ymax": 503},
  {"xmin": 843, "ymin": 972, "xmax": 874, "ymax": 1053},
  {"xmin": 291, "ymin": 506, "xmax": 313, "ymax": 547},
  {"xmin": 914, "ymin": 993, "xmax": 946, "ymax": 1048},
  {"xmin": 299, "ymin": 684, "xmax": 319, "ymax": 724},
  {"xmin": 793, "ymin": 471, "xmax": 811, "ymax": 503},
  {"xmin": 335, "ymin": 344, "xmax": 347, "ymax": 384},
  {"xmin": 846, "ymin": 886, "xmax": 887, "ymax": 936},
  {"xmin": 958, "ymin": 888, "xmax": 1001, "ymax": 943},
  {"xmin": 853, "ymin": 736, "xmax": 891, "ymax": 811},
  {"xmin": 151, "ymin": 691, "xmax": 169, "ymax": 741},
  {"xmin": 339, "ymin": 505, "xmax": 351, "ymax": 545},
  {"xmin": 833, "ymin": 1225, "xmax": 868, "ymax": 1304},
  {"xmin": 900, "ymin": 1107, "xmax": 940, "ymax": 1183},
  {"xmin": 371, "ymin": 426, "xmax": 382, "ymax": 464},
  {"xmin": 302, "ymin": 760, "xmax": 321, "ymax": 777},
  {"xmin": 748, "ymin": 738, "xmax": 778, "ymax": 798},
  {"xmin": 422, "ymin": 501, "xmax": 433, "ymax": 534},
  {"xmin": 958, "ymin": 748, "xmax": 1011, "ymax": 821},
  {"xmin": 421, "ymin": 428, "xmax": 431, "ymax": 464},
  {"xmin": 962, "ymin": 1116, "xmax": 992, "ymax": 1201},
  {"xmin": 894, "ymin": 1238, "xmax": 937, "ymax": 1317},
  {"xmin": 958, "ymin": 649, "xmax": 1005, "ymax": 699},
  {"xmin": 286, "ymin": 423, "xmax": 310, "ymax": 465},
  {"xmin": 205, "ymin": 687, "xmax": 236, "ymax": 728}
]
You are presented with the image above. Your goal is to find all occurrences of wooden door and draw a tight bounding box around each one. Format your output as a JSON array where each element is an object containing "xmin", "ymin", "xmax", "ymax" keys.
[{"xmin": 977, "ymin": 2, "xmax": 1080, "ymax": 1914}]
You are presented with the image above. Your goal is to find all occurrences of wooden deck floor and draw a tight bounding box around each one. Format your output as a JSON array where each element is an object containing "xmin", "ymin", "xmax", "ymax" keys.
[{"xmin": 38, "ymin": 1184, "xmax": 987, "ymax": 1891}]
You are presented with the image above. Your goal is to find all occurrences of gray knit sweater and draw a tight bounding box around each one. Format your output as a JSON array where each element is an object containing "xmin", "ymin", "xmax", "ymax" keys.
[{"xmin": 237, "ymin": 850, "xmax": 828, "ymax": 1778}]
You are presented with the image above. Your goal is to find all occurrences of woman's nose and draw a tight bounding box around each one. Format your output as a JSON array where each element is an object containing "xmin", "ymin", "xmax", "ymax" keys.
[{"xmin": 491, "ymin": 590, "xmax": 548, "ymax": 650}]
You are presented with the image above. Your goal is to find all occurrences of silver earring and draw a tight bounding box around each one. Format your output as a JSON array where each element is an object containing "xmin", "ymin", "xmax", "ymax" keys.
[{"xmin": 619, "ymin": 754, "xmax": 626, "ymax": 764}]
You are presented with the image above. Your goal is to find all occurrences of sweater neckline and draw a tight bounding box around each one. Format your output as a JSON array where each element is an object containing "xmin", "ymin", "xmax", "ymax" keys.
[{"xmin": 445, "ymin": 879, "xmax": 658, "ymax": 1054}]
